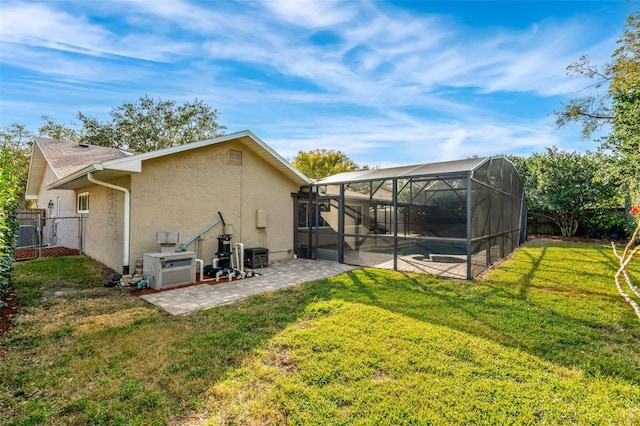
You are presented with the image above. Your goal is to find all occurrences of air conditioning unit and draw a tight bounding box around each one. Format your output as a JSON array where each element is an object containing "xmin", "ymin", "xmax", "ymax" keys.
[
  {"xmin": 18, "ymin": 225, "xmax": 37, "ymax": 247},
  {"xmin": 143, "ymin": 251, "xmax": 196, "ymax": 290}
]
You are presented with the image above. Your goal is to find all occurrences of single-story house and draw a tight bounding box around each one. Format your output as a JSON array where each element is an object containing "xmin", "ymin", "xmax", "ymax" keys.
[
  {"xmin": 26, "ymin": 132, "xmax": 526, "ymax": 281},
  {"xmin": 26, "ymin": 131, "xmax": 311, "ymax": 274}
]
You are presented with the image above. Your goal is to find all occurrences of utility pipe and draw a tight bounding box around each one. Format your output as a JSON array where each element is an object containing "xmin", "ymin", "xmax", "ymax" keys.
[
  {"xmin": 178, "ymin": 211, "xmax": 225, "ymax": 251},
  {"xmin": 234, "ymin": 242, "xmax": 244, "ymax": 272},
  {"xmin": 87, "ymin": 172, "xmax": 131, "ymax": 274},
  {"xmin": 195, "ymin": 259, "xmax": 204, "ymax": 282},
  {"xmin": 215, "ymin": 269, "xmax": 225, "ymax": 281}
]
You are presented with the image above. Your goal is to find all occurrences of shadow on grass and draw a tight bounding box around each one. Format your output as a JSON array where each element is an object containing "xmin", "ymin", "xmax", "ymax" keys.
[
  {"xmin": 2, "ymin": 259, "xmax": 352, "ymax": 425},
  {"xmin": 515, "ymin": 245, "xmax": 546, "ymax": 300},
  {"xmin": 329, "ymin": 242, "xmax": 640, "ymax": 383},
  {"xmin": 4, "ymin": 244, "xmax": 639, "ymax": 424}
]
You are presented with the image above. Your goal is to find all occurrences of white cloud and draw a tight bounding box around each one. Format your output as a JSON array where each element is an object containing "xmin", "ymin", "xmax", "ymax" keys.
[
  {"xmin": 467, "ymin": 20, "xmax": 618, "ymax": 96},
  {"xmin": 3, "ymin": 0, "xmax": 618, "ymax": 101},
  {"xmin": 0, "ymin": 0, "xmax": 622, "ymax": 164},
  {"xmin": 263, "ymin": 0, "xmax": 357, "ymax": 28},
  {"xmin": 201, "ymin": 1, "xmax": 618, "ymax": 109},
  {"xmin": 1, "ymin": 2, "xmax": 110, "ymax": 53},
  {"xmin": 0, "ymin": 42, "xmax": 153, "ymax": 82},
  {"xmin": 0, "ymin": 1, "xmax": 194, "ymax": 61},
  {"xmin": 258, "ymin": 108, "xmax": 577, "ymax": 167}
]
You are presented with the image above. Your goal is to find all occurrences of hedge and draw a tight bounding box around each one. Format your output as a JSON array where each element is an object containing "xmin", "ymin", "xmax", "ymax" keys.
[{"xmin": 0, "ymin": 149, "xmax": 18, "ymax": 299}]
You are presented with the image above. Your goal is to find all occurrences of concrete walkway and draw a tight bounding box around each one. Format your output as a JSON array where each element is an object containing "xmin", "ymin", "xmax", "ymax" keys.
[{"xmin": 141, "ymin": 258, "xmax": 356, "ymax": 315}]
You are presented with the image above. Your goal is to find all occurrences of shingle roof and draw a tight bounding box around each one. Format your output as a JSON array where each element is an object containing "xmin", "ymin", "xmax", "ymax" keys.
[{"xmin": 34, "ymin": 137, "xmax": 130, "ymax": 179}]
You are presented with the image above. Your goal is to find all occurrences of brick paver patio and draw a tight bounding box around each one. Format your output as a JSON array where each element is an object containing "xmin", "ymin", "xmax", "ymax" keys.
[{"xmin": 141, "ymin": 258, "xmax": 356, "ymax": 315}]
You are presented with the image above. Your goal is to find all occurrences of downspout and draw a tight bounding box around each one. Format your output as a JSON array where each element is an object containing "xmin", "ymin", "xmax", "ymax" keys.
[{"xmin": 87, "ymin": 172, "xmax": 131, "ymax": 274}]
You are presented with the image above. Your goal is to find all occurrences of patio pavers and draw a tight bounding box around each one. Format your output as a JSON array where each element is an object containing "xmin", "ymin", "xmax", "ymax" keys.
[{"xmin": 140, "ymin": 258, "xmax": 355, "ymax": 315}]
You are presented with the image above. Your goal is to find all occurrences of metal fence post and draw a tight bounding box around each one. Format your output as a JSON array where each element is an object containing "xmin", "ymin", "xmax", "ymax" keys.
[
  {"xmin": 78, "ymin": 215, "xmax": 84, "ymax": 254},
  {"xmin": 37, "ymin": 214, "xmax": 43, "ymax": 258}
]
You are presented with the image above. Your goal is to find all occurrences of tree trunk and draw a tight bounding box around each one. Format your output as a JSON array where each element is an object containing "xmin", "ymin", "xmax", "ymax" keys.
[{"xmin": 554, "ymin": 215, "xmax": 579, "ymax": 237}]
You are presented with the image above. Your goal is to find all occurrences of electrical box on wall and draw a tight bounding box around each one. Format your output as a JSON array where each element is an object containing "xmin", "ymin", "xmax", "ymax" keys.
[{"xmin": 256, "ymin": 209, "xmax": 267, "ymax": 228}]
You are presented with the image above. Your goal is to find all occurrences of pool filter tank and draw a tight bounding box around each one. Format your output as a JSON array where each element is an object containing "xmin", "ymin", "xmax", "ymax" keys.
[{"xmin": 216, "ymin": 234, "xmax": 232, "ymax": 268}]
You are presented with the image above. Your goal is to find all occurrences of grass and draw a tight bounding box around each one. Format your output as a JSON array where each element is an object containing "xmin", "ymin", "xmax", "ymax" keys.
[{"xmin": 1, "ymin": 241, "xmax": 639, "ymax": 425}]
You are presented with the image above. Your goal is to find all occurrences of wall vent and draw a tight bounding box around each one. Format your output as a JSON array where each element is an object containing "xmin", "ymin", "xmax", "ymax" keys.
[{"xmin": 229, "ymin": 149, "xmax": 243, "ymax": 165}]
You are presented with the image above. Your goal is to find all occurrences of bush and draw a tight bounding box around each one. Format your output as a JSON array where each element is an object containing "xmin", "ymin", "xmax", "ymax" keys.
[
  {"xmin": 581, "ymin": 209, "xmax": 627, "ymax": 238},
  {"xmin": 0, "ymin": 149, "xmax": 19, "ymax": 299}
]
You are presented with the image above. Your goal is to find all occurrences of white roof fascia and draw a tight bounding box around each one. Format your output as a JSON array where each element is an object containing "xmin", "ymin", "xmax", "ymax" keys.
[
  {"xmin": 102, "ymin": 159, "xmax": 142, "ymax": 173},
  {"xmin": 25, "ymin": 139, "xmax": 45, "ymax": 198},
  {"xmin": 46, "ymin": 130, "xmax": 312, "ymax": 190},
  {"xmin": 98, "ymin": 130, "xmax": 311, "ymax": 185},
  {"xmin": 45, "ymin": 134, "xmax": 240, "ymax": 190},
  {"xmin": 46, "ymin": 164, "xmax": 99, "ymax": 190},
  {"xmin": 243, "ymin": 130, "xmax": 312, "ymax": 185},
  {"xmin": 100, "ymin": 130, "xmax": 251, "ymax": 169}
]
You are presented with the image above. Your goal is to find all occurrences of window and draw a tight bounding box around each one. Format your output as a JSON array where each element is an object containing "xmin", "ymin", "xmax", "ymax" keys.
[{"xmin": 77, "ymin": 192, "xmax": 89, "ymax": 213}]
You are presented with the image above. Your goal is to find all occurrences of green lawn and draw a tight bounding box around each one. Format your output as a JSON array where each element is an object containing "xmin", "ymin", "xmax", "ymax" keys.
[{"xmin": 1, "ymin": 241, "xmax": 639, "ymax": 425}]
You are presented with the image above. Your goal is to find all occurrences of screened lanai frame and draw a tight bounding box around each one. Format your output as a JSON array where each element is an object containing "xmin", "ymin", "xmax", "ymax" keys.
[{"xmin": 293, "ymin": 156, "xmax": 527, "ymax": 280}]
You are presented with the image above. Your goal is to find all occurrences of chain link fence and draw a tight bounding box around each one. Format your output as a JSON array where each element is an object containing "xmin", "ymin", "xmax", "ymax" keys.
[{"xmin": 15, "ymin": 210, "xmax": 84, "ymax": 261}]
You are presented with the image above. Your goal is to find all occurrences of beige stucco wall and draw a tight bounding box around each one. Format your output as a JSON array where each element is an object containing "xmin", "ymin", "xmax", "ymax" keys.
[
  {"xmin": 129, "ymin": 141, "xmax": 300, "ymax": 268},
  {"xmin": 36, "ymin": 165, "xmax": 76, "ymax": 218},
  {"xmin": 32, "ymin": 165, "xmax": 127, "ymax": 271},
  {"xmin": 75, "ymin": 178, "xmax": 128, "ymax": 273}
]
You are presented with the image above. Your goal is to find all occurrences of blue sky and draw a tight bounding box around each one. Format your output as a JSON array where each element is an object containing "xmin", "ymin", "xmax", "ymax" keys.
[{"xmin": 0, "ymin": 0, "xmax": 633, "ymax": 167}]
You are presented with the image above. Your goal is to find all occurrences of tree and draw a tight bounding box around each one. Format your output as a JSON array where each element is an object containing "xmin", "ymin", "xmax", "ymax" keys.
[
  {"xmin": 38, "ymin": 115, "xmax": 81, "ymax": 142},
  {"xmin": 554, "ymin": 54, "xmax": 615, "ymax": 137},
  {"xmin": 3, "ymin": 97, "xmax": 224, "ymax": 205},
  {"xmin": 556, "ymin": 12, "xmax": 640, "ymax": 208},
  {"xmin": 39, "ymin": 96, "xmax": 226, "ymax": 152},
  {"xmin": 292, "ymin": 149, "xmax": 364, "ymax": 179},
  {"xmin": 609, "ymin": 11, "xmax": 640, "ymax": 91},
  {"xmin": 523, "ymin": 147, "xmax": 621, "ymax": 237},
  {"xmin": 0, "ymin": 123, "xmax": 33, "ymax": 206}
]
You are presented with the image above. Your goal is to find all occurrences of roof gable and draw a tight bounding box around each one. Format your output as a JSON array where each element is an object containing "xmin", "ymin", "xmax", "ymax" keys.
[
  {"xmin": 26, "ymin": 137, "xmax": 130, "ymax": 199},
  {"xmin": 46, "ymin": 131, "xmax": 312, "ymax": 191},
  {"xmin": 35, "ymin": 137, "xmax": 130, "ymax": 178}
]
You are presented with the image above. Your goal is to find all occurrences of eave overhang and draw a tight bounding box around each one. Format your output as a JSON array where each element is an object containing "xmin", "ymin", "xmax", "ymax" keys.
[{"xmin": 45, "ymin": 130, "xmax": 311, "ymax": 191}]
